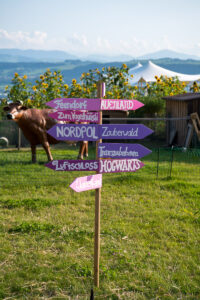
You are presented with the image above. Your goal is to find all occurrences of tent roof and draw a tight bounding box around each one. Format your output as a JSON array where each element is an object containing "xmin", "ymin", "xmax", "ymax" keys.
[
  {"xmin": 129, "ymin": 62, "xmax": 143, "ymax": 74},
  {"xmin": 129, "ymin": 61, "xmax": 200, "ymax": 84}
]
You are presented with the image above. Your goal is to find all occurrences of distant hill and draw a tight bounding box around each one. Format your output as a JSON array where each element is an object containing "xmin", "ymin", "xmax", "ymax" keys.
[
  {"xmin": 138, "ymin": 49, "xmax": 200, "ymax": 60},
  {"xmin": 1, "ymin": 48, "xmax": 200, "ymax": 63},
  {"xmin": 82, "ymin": 54, "xmax": 134, "ymax": 63},
  {"xmin": 1, "ymin": 58, "xmax": 200, "ymax": 95},
  {"xmin": 0, "ymin": 49, "xmax": 78, "ymax": 62}
]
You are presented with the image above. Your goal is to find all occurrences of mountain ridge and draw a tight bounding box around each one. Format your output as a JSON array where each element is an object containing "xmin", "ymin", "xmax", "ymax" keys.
[{"xmin": 0, "ymin": 48, "xmax": 200, "ymax": 63}]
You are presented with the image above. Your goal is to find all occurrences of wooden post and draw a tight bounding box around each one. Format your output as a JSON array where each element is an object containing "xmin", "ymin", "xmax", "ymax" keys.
[
  {"xmin": 94, "ymin": 81, "xmax": 105, "ymax": 287},
  {"xmin": 18, "ymin": 128, "xmax": 21, "ymax": 151}
]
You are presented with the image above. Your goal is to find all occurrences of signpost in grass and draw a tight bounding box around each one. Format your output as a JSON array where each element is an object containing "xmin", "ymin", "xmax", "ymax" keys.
[{"xmin": 46, "ymin": 82, "xmax": 153, "ymax": 288}]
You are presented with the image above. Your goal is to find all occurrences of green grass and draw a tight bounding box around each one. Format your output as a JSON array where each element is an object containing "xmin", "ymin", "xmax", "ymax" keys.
[{"xmin": 0, "ymin": 145, "xmax": 199, "ymax": 299}]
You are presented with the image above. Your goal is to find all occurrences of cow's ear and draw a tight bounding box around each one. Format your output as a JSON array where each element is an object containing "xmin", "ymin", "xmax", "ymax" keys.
[
  {"xmin": 20, "ymin": 106, "xmax": 28, "ymax": 110},
  {"xmin": 3, "ymin": 106, "xmax": 10, "ymax": 112}
]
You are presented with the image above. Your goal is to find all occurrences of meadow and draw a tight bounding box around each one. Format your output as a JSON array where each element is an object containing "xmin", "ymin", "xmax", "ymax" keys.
[{"xmin": 0, "ymin": 145, "xmax": 199, "ymax": 299}]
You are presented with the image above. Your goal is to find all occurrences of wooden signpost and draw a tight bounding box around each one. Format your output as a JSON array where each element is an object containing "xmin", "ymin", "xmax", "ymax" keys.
[{"xmin": 46, "ymin": 82, "xmax": 153, "ymax": 288}]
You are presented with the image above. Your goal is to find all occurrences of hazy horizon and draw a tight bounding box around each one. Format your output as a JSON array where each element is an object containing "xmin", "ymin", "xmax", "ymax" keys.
[{"xmin": 1, "ymin": 0, "xmax": 200, "ymax": 58}]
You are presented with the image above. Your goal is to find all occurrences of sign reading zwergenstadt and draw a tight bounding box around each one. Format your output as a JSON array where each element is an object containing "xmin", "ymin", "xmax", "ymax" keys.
[
  {"xmin": 47, "ymin": 124, "xmax": 153, "ymax": 141},
  {"xmin": 49, "ymin": 110, "xmax": 100, "ymax": 123},
  {"xmin": 98, "ymin": 143, "xmax": 152, "ymax": 159},
  {"xmin": 46, "ymin": 98, "xmax": 101, "ymax": 111},
  {"xmin": 70, "ymin": 174, "xmax": 102, "ymax": 192}
]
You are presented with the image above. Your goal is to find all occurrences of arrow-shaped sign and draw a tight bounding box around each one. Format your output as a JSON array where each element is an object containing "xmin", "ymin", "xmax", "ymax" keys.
[
  {"xmin": 47, "ymin": 124, "xmax": 153, "ymax": 141},
  {"xmin": 70, "ymin": 174, "xmax": 102, "ymax": 192},
  {"xmin": 49, "ymin": 110, "xmax": 100, "ymax": 123},
  {"xmin": 46, "ymin": 160, "xmax": 99, "ymax": 171},
  {"xmin": 46, "ymin": 159, "xmax": 144, "ymax": 174},
  {"xmin": 46, "ymin": 98, "xmax": 101, "ymax": 111},
  {"xmin": 98, "ymin": 143, "xmax": 152, "ymax": 159},
  {"xmin": 101, "ymin": 99, "xmax": 144, "ymax": 110},
  {"xmin": 46, "ymin": 98, "xmax": 144, "ymax": 111}
]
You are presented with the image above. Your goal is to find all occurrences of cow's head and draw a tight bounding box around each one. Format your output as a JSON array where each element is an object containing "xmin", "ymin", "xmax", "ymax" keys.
[{"xmin": 3, "ymin": 101, "xmax": 27, "ymax": 121}]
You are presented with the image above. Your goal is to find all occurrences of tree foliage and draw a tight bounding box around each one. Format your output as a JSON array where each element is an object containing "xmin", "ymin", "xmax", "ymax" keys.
[{"xmin": 1, "ymin": 64, "xmax": 196, "ymax": 119}]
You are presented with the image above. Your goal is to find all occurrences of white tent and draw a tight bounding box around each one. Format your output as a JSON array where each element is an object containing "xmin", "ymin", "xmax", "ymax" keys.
[
  {"xmin": 129, "ymin": 61, "xmax": 200, "ymax": 84},
  {"xmin": 129, "ymin": 62, "xmax": 143, "ymax": 74}
]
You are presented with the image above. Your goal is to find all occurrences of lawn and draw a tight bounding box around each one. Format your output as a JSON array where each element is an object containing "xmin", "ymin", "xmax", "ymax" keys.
[{"xmin": 0, "ymin": 145, "xmax": 199, "ymax": 299}]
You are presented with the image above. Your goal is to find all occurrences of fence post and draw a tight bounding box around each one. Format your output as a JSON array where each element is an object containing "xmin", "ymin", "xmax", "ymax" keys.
[
  {"xmin": 169, "ymin": 146, "xmax": 174, "ymax": 177},
  {"xmin": 18, "ymin": 128, "xmax": 21, "ymax": 150},
  {"xmin": 156, "ymin": 147, "xmax": 160, "ymax": 179}
]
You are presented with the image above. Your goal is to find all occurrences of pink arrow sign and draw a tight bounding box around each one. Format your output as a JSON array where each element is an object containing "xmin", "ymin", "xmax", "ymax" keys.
[
  {"xmin": 46, "ymin": 98, "xmax": 101, "ymax": 111},
  {"xmin": 70, "ymin": 174, "xmax": 102, "ymax": 192},
  {"xmin": 49, "ymin": 110, "xmax": 100, "ymax": 123},
  {"xmin": 99, "ymin": 158, "xmax": 144, "ymax": 173},
  {"xmin": 101, "ymin": 99, "xmax": 144, "ymax": 111}
]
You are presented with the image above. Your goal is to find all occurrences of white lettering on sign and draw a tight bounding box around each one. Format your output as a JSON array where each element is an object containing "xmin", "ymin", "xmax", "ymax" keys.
[
  {"xmin": 54, "ymin": 99, "xmax": 87, "ymax": 110},
  {"xmin": 77, "ymin": 179, "xmax": 101, "ymax": 189},
  {"xmin": 52, "ymin": 160, "xmax": 99, "ymax": 171},
  {"xmin": 99, "ymin": 159, "xmax": 141, "ymax": 173},
  {"xmin": 101, "ymin": 99, "xmax": 134, "ymax": 110},
  {"xmin": 57, "ymin": 111, "xmax": 99, "ymax": 122},
  {"xmin": 98, "ymin": 146, "xmax": 139, "ymax": 158},
  {"xmin": 56, "ymin": 125, "xmax": 98, "ymax": 139},
  {"xmin": 101, "ymin": 127, "xmax": 138, "ymax": 137}
]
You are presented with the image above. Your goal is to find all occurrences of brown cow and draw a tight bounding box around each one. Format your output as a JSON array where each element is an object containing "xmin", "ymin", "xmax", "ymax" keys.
[{"xmin": 3, "ymin": 101, "xmax": 88, "ymax": 163}]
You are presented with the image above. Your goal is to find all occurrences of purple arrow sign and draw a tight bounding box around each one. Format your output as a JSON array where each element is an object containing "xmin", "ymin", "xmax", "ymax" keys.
[
  {"xmin": 47, "ymin": 124, "xmax": 99, "ymax": 141},
  {"xmin": 48, "ymin": 124, "xmax": 153, "ymax": 141},
  {"xmin": 46, "ymin": 158, "xmax": 144, "ymax": 174},
  {"xmin": 98, "ymin": 143, "xmax": 152, "ymax": 159},
  {"xmin": 101, "ymin": 99, "xmax": 144, "ymax": 111},
  {"xmin": 46, "ymin": 98, "xmax": 101, "ymax": 111},
  {"xmin": 49, "ymin": 110, "xmax": 100, "ymax": 123},
  {"xmin": 99, "ymin": 158, "xmax": 144, "ymax": 174},
  {"xmin": 100, "ymin": 124, "xmax": 153, "ymax": 140},
  {"xmin": 70, "ymin": 174, "xmax": 102, "ymax": 192},
  {"xmin": 46, "ymin": 160, "xmax": 99, "ymax": 172}
]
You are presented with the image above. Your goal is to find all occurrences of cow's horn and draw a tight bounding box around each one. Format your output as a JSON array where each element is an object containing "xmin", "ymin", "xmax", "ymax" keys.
[{"xmin": 15, "ymin": 100, "xmax": 23, "ymax": 105}]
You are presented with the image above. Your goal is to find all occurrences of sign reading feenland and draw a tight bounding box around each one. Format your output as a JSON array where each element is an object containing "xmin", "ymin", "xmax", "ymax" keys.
[
  {"xmin": 47, "ymin": 124, "xmax": 153, "ymax": 141},
  {"xmin": 46, "ymin": 158, "xmax": 144, "ymax": 174},
  {"xmin": 98, "ymin": 143, "xmax": 152, "ymax": 159},
  {"xmin": 70, "ymin": 174, "xmax": 102, "ymax": 192},
  {"xmin": 46, "ymin": 98, "xmax": 144, "ymax": 111},
  {"xmin": 49, "ymin": 110, "xmax": 100, "ymax": 123}
]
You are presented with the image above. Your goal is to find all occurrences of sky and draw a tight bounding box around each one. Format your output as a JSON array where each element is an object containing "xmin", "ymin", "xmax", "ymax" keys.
[{"xmin": 1, "ymin": 0, "xmax": 200, "ymax": 57}]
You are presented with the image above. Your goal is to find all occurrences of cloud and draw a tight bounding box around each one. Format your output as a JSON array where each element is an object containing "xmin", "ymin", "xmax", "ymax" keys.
[
  {"xmin": 0, "ymin": 29, "xmax": 47, "ymax": 48},
  {"xmin": 0, "ymin": 29, "xmax": 199, "ymax": 57}
]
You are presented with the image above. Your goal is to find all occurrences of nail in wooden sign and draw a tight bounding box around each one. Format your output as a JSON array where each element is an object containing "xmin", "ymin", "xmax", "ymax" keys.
[
  {"xmin": 70, "ymin": 174, "xmax": 102, "ymax": 192},
  {"xmin": 47, "ymin": 124, "xmax": 153, "ymax": 141},
  {"xmin": 98, "ymin": 143, "xmax": 152, "ymax": 159},
  {"xmin": 49, "ymin": 110, "xmax": 100, "ymax": 123}
]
